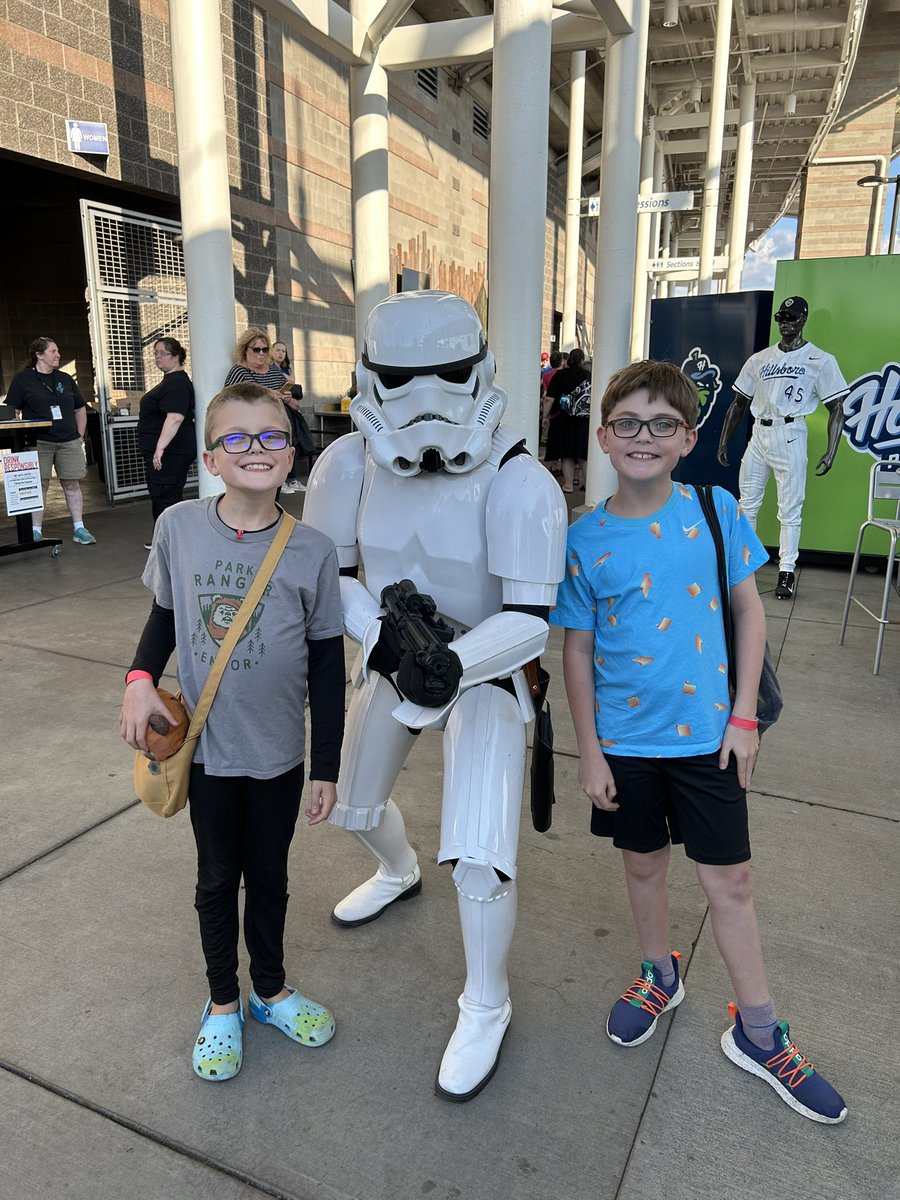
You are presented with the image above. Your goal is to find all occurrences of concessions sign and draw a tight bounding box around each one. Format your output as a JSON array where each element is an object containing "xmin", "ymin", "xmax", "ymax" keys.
[{"xmin": 1, "ymin": 449, "xmax": 43, "ymax": 516}]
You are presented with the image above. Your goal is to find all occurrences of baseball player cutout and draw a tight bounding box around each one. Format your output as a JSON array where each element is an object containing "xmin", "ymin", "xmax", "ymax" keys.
[
  {"xmin": 303, "ymin": 291, "xmax": 567, "ymax": 1101},
  {"xmin": 717, "ymin": 296, "xmax": 848, "ymax": 599}
]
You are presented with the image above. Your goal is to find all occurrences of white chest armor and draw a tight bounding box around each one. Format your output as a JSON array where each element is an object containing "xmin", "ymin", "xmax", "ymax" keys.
[{"xmin": 356, "ymin": 456, "xmax": 501, "ymax": 631}]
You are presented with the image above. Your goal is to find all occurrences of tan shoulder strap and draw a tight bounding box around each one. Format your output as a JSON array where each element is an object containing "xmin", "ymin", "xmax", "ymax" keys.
[{"xmin": 186, "ymin": 512, "xmax": 296, "ymax": 736}]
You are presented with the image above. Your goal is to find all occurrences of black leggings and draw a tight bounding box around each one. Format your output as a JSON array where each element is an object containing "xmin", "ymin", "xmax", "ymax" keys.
[{"xmin": 188, "ymin": 761, "xmax": 304, "ymax": 1005}]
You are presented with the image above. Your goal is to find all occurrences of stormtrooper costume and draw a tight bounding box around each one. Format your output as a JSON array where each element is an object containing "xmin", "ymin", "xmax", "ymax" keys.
[{"xmin": 303, "ymin": 291, "xmax": 567, "ymax": 1100}]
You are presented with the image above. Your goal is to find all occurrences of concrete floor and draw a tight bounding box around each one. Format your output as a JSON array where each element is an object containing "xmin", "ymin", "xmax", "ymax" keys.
[{"xmin": 0, "ymin": 482, "xmax": 898, "ymax": 1200}]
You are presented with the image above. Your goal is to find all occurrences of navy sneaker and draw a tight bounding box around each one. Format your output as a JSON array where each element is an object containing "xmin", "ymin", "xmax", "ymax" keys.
[
  {"xmin": 607, "ymin": 952, "xmax": 684, "ymax": 1046},
  {"xmin": 721, "ymin": 1003, "xmax": 847, "ymax": 1124}
]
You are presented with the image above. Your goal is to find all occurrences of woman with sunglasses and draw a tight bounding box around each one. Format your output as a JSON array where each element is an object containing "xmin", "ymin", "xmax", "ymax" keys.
[{"xmin": 224, "ymin": 329, "xmax": 289, "ymax": 393}]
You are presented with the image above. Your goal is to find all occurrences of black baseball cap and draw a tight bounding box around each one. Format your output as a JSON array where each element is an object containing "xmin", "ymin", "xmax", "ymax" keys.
[{"xmin": 775, "ymin": 296, "xmax": 808, "ymax": 320}]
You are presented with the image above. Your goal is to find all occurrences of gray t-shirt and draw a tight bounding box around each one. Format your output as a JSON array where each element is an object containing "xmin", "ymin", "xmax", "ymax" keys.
[{"xmin": 143, "ymin": 497, "xmax": 343, "ymax": 778}]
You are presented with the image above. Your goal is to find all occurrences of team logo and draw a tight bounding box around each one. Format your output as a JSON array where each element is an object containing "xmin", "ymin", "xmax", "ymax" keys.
[
  {"xmin": 681, "ymin": 347, "xmax": 722, "ymax": 429},
  {"xmin": 198, "ymin": 594, "xmax": 264, "ymax": 645},
  {"xmin": 841, "ymin": 362, "xmax": 900, "ymax": 459}
]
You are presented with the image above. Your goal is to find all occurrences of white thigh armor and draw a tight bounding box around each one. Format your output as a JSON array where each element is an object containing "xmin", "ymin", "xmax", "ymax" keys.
[
  {"xmin": 330, "ymin": 671, "xmax": 418, "ymax": 831},
  {"xmin": 439, "ymin": 684, "xmax": 526, "ymax": 900}
]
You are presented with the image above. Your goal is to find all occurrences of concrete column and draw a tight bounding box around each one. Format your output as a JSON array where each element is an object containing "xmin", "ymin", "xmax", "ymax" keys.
[
  {"xmin": 350, "ymin": 0, "xmax": 391, "ymax": 349},
  {"xmin": 658, "ymin": 211, "xmax": 672, "ymax": 299},
  {"xmin": 726, "ymin": 77, "xmax": 756, "ymax": 292},
  {"xmin": 488, "ymin": 0, "xmax": 553, "ymax": 452},
  {"xmin": 561, "ymin": 51, "xmax": 586, "ymax": 354},
  {"xmin": 169, "ymin": 0, "xmax": 235, "ymax": 496},
  {"xmin": 586, "ymin": 4, "xmax": 650, "ymax": 507},
  {"xmin": 697, "ymin": 0, "xmax": 733, "ymax": 294},
  {"xmin": 629, "ymin": 116, "xmax": 655, "ymax": 361}
]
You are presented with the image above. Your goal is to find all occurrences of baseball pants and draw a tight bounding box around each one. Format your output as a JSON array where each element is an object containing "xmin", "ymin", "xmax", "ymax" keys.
[{"xmin": 738, "ymin": 419, "xmax": 807, "ymax": 573}]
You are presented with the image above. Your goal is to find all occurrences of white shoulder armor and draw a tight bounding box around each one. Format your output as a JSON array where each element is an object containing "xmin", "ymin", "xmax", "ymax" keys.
[
  {"xmin": 486, "ymin": 442, "xmax": 567, "ymax": 605},
  {"xmin": 303, "ymin": 432, "xmax": 366, "ymax": 567}
]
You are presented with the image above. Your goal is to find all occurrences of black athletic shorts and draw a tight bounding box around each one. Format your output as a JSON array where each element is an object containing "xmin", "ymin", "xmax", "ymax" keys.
[{"xmin": 590, "ymin": 751, "xmax": 751, "ymax": 866}]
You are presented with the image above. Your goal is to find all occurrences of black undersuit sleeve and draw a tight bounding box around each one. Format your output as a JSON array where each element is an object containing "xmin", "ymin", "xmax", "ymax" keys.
[
  {"xmin": 307, "ymin": 634, "xmax": 346, "ymax": 782},
  {"xmin": 129, "ymin": 601, "xmax": 177, "ymax": 684}
]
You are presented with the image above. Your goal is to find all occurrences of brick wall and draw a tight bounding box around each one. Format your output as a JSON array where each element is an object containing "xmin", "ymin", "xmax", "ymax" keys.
[
  {"xmin": 1, "ymin": 0, "xmax": 594, "ymax": 407},
  {"xmin": 796, "ymin": 11, "xmax": 900, "ymax": 259}
]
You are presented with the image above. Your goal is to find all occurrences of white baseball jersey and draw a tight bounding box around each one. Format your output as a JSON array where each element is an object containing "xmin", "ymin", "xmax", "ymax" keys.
[{"xmin": 734, "ymin": 341, "xmax": 848, "ymax": 419}]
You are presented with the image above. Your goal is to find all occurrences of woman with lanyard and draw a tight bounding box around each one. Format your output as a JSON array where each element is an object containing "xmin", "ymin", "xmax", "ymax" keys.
[
  {"xmin": 5, "ymin": 336, "xmax": 96, "ymax": 545},
  {"xmin": 138, "ymin": 337, "xmax": 196, "ymax": 550}
]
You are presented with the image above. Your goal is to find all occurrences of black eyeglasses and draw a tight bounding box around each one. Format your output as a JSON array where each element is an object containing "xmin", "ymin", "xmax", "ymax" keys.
[
  {"xmin": 775, "ymin": 311, "xmax": 803, "ymax": 322},
  {"xmin": 206, "ymin": 430, "xmax": 290, "ymax": 453},
  {"xmin": 248, "ymin": 344, "xmax": 269, "ymax": 353},
  {"xmin": 606, "ymin": 417, "xmax": 688, "ymax": 438}
]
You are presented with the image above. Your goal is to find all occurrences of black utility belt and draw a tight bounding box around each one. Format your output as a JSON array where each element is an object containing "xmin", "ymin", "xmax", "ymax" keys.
[{"xmin": 758, "ymin": 415, "xmax": 802, "ymax": 426}]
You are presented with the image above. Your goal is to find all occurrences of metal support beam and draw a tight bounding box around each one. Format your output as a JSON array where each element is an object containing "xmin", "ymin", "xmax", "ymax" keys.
[
  {"xmin": 697, "ymin": 0, "xmax": 733, "ymax": 294},
  {"xmin": 488, "ymin": 0, "xmax": 553, "ymax": 453},
  {"xmin": 630, "ymin": 116, "xmax": 655, "ymax": 360},
  {"xmin": 562, "ymin": 51, "xmax": 586, "ymax": 352},
  {"xmin": 168, "ymin": 0, "xmax": 235, "ymax": 497},
  {"xmin": 586, "ymin": 0, "xmax": 649, "ymax": 506},
  {"xmin": 378, "ymin": 9, "xmax": 602, "ymax": 70},
  {"xmin": 350, "ymin": 0, "xmax": 391, "ymax": 347},
  {"xmin": 726, "ymin": 77, "xmax": 755, "ymax": 291}
]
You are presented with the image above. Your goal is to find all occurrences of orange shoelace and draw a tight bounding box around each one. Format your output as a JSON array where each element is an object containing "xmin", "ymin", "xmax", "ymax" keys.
[
  {"xmin": 765, "ymin": 1040, "xmax": 816, "ymax": 1090},
  {"xmin": 620, "ymin": 975, "xmax": 672, "ymax": 1017}
]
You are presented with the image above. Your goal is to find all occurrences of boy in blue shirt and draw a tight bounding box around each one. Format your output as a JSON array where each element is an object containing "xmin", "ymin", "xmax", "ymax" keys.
[{"xmin": 552, "ymin": 360, "xmax": 846, "ymax": 1124}]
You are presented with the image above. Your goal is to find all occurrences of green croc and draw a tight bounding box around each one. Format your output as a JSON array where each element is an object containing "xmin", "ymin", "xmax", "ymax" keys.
[
  {"xmin": 249, "ymin": 985, "xmax": 335, "ymax": 1047},
  {"xmin": 192, "ymin": 998, "xmax": 244, "ymax": 1081}
]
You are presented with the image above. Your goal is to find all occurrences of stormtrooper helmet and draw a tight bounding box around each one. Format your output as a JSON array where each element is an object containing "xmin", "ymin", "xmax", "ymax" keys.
[{"xmin": 350, "ymin": 290, "xmax": 507, "ymax": 476}]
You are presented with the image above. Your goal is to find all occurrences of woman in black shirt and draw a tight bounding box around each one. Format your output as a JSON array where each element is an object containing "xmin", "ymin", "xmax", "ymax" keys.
[{"xmin": 138, "ymin": 337, "xmax": 196, "ymax": 544}]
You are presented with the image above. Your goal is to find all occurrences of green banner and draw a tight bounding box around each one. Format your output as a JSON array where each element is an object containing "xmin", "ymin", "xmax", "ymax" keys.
[{"xmin": 755, "ymin": 254, "xmax": 900, "ymax": 554}]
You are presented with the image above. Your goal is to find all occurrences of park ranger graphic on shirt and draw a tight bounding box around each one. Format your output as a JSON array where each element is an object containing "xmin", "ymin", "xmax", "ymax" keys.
[{"xmin": 717, "ymin": 295, "xmax": 848, "ymax": 600}]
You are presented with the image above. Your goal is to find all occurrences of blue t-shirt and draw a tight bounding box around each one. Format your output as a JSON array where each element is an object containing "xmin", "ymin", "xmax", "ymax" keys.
[{"xmin": 551, "ymin": 483, "xmax": 767, "ymax": 757}]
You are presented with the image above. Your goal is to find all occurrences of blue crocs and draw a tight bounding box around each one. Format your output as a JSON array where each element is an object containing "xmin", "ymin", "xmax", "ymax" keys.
[
  {"xmin": 607, "ymin": 952, "xmax": 684, "ymax": 1047},
  {"xmin": 721, "ymin": 1003, "xmax": 847, "ymax": 1124},
  {"xmin": 192, "ymin": 999, "xmax": 244, "ymax": 1081},
  {"xmin": 249, "ymin": 985, "xmax": 335, "ymax": 1047}
]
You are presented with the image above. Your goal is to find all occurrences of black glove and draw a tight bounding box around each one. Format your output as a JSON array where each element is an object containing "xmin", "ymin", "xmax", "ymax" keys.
[{"xmin": 367, "ymin": 616, "xmax": 404, "ymax": 677}]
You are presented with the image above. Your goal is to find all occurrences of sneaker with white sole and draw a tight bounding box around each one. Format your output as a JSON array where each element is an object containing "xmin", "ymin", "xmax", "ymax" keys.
[
  {"xmin": 721, "ymin": 1003, "xmax": 847, "ymax": 1123},
  {"xmin": 607, "ymin": 953, "xmax": 684, "ymax": 1046},
  {"xmin": 72, "ymin": 527, "xmax": 96, "ymax": 545}
]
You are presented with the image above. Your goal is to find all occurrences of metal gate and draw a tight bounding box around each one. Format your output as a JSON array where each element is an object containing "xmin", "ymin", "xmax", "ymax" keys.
[{"xmin": 80, "ymin": 199, "xmax": 198, "ymax": 501}]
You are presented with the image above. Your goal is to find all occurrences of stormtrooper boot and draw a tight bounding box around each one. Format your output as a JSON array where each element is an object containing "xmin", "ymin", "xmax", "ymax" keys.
[
  {"xmin": 436, "ymin": 883, "xmax": 516, "ymax": 1102},
  {"xmin": 331, "ymin": 800, "xmax": 421, "ymax": 927}
]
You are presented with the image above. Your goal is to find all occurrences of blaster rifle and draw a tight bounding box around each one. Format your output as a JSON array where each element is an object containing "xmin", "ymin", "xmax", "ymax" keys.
[{"xmin": 380, "ymin": 579, "xmax": 463, "ymax": 707}]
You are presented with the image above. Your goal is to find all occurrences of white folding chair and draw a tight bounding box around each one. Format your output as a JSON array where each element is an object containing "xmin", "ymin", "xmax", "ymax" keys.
[{"xmin": 839, "ymin": 460, "xmax": 900, "ymax": 674}]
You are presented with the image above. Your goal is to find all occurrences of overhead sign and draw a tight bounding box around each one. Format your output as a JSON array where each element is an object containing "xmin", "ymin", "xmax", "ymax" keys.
[
  {"xmin": 638, "ymin": 191, "xmax": 695, "ymax": 213},
  {"xmin": 648, "ymin": 256, "xmax": 728, "ymax": 276},
  {"xmin": 66, "ymin": 120, "xmax": 109, "ymax": 156}
]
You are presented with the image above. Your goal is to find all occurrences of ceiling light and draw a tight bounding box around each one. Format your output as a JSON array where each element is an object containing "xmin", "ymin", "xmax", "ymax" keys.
[
  {"xmin": 663, "ymin": 0, "xmax": 679, "ymax": 28},
  {"xmin": 784, "ymin": 92, "xmax": 797, "ymax": 116}
]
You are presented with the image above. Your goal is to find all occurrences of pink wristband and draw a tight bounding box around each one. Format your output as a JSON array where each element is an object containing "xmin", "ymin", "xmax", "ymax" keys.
[
  {"xmin": 728, "ymin": 715, "xmax": 758, "ymax": 730},
  {"xmin": 125, "ymin": 670, "xmax": 153, "ymax": 685}
]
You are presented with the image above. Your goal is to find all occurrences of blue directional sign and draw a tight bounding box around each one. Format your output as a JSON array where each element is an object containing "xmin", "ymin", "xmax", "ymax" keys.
[{"xmin": 66, "ymin": 120, "xmax": 109, "ymax": 156}]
